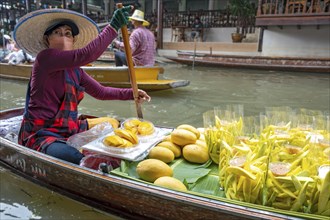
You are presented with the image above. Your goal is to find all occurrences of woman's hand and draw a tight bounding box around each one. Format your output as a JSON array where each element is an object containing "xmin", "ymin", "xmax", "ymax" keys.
[
  {"xmin": 137, "ymin": 89, "xmax": 151, "ymax": 104},
  {"xmin": 109, "ymin": 5, "xmax": 133, "ymax": 32}
]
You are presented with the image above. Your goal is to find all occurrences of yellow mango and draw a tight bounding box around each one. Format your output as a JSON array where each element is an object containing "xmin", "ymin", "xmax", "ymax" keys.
[
  {"xmin": 154, "ymin": 176, "xmax": 187, "ymax": 192},
  {"xmin": 196, "ymin": 139, "xmax": 207, "ymax": 149},
  {"xmin": 156, "ymin": 141, "xmax": 181, "ymax": 158},
  {"xmin": 182, "ymin": 144, "xmax": 209, "ymax": 164},
  {"xmin": 136, "ymin": 159, "xmax": 173, "ymax": 182},
  {"xmin": 177, "ymin": 124, "xmax": 200, "ymax": 139},
  {"xmin": 138, "ymin": 121, "xmax": 155, "ymax": 136},
  {"xmin": 171, "ymin": 129, "xmax": 197, "ymax": 147},
  {"xmin": 103, "ymin": 135, "xmax": 124, "ymax": 147},
  {"xmin": 148, "ymin": 147, "xmax": 175, "ymax": 163}
]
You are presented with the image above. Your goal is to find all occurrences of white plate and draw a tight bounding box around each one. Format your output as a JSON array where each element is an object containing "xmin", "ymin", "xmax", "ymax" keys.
[{"xmin": 81, "ymin": 127, "xmax": 173, "ymax": 161}]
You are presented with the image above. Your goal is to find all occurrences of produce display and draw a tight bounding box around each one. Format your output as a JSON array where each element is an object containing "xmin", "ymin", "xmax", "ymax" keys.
[
  {"xmin": 115, "ymin": 124, "xmax": 210, "ymax": 196},
  {"xmin": 110, "ymin": 107, "xmax": 329, "ymax": 218},
  {"xmin": 203, "ymin": 107, "xmax": 330, "ymax": 216}
]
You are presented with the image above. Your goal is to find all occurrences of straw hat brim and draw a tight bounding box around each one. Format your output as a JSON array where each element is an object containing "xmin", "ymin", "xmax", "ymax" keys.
[
  {"xmin": 129, "ymin": 17, "xmax": 150, "ymax": 26},
  {"xmin": 13, "ymin": 9, "xmax": 100, "ymax": 56}
]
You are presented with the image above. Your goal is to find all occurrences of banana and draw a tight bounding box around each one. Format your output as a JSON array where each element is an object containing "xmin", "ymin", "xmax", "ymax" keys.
[
  {"xmin": 105, "ymin": 117, "xmax": 120, "ymax": 129},
  {"xmin": 87, "ymin": 117, "xmax": 120, "ymax": 129},
  {"xmin": 177, "ymin": 124, "xmax": 200, "ymax": 139},
  {"xmin": 114, "ymin": 128, "xmax": 138, "ymax": 144}
]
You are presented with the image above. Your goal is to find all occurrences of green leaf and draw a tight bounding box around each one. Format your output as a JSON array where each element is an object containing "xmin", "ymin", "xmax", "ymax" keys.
[
  {"xmin": 190, "ymin": 174, "xmax": 225, "ymax": 197},
  {"xmin": 171, "ymin": 159, "xmax": 212, "ymax": 184}
]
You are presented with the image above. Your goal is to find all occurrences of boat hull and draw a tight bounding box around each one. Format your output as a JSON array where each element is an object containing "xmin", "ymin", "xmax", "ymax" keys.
[
  {"xmin": 165, "ymin": 52, "xmax": 330, "ymax": 73},
  {"xmin": 0, "ymin": 63, "xmax": 189, "ymax": 91},
  {"xmin": 0, "ymin": 108, "xmax": 297, "ymax": 220}
]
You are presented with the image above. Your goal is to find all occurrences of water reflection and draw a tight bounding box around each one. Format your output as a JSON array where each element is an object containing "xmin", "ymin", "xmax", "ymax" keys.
[
  {"xmin": 0, "ymin": 166, "xmax": 122, "ymax": 219},
  {"xmin": 0, "ymin": 202, "xmax": 41, "ymax": 220}
]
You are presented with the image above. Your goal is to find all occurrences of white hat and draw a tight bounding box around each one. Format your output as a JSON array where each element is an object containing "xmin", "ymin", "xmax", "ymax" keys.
[
  {"xmin": 3, "ymin": 34, "xmax": 11, "ymax": 40},
  {"xmin": 129, "ymin": 10, "xmax": 150, "ymax": 26},
  {"xmin": 13, "ymin": 9, "xmax": 100, "ymax": 56}
]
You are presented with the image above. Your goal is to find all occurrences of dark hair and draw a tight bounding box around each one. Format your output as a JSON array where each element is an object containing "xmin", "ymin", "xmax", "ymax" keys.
[{"xmin": 44, "ymin": 20, "xmax": 79, "ymax": 36}]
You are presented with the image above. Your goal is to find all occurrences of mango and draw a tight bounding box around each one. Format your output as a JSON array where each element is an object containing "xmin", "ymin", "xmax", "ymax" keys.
[
  {"xmin": 103, "ymin": 135, "xmax": 124, "ymax": 147},
  {"xmin": 182, "ymin": 144, "xmax": 209, "ymax": 164},
  {"xmin": 148, "ymin": 147, "xmax": 175, "ymax": 163},
  {"xmin": 196, "ymin": 139, "xmax": 207, "ymax": 149},
  {"xmin": 138, "ymin": 121, "xmax": 155, "ymax": 136},
  {"xmin": 171, "ymin": 129, "xmax": 197, "ymax": 147},
  {"xmin": 162, "ymin": 135, "xmax": 172, "ymax": 142},
  {"xmin": 154, "ymin": 176, "xmax": 187, "ymax": 192},
  {"xmin": 156, "ymin": 141, "xmax": 181, "ymax": 158},
  {"xmin": 136, "ymin": 159, "xmax": 173, "ymax": 182},
  {"xmin": 177, "ymin": 124, "xmax": 200, "ymax": 139}
]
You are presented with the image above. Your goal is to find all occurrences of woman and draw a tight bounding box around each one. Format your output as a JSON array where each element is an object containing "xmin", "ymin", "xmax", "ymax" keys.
[{"xmin": 14, "ymin": 7, "xmax": 151, "ymax": 164}]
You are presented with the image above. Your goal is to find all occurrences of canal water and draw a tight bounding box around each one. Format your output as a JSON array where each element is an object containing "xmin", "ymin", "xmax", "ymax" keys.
[{"xmin": 0, "ymin": 63, "xmax": 329, "ymax": 219}]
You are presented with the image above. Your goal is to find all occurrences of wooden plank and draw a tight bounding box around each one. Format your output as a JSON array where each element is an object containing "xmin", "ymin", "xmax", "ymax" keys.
[
  {"xmin": 256, "ymin": 14, "xmax": 330, "ymax": 26},
  {"xmin": 163, "ymin": 42, "xmax": 258, "ymax": 52}
]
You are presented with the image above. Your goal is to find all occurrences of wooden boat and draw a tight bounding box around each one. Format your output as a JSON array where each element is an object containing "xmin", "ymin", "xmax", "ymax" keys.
[
  {"xmin": 98, "ymin": 50, "xmax": 170, "ymax": 65},
  {"xmin": 0, "ymin": 108, "xmax": 326, "ymax": 220},
  {"xmin": 164, "ymin": 51, "xmax": 330, "ymax": 73},
  {"xmin": 0, "ymin": 63, "xmax": 190, "ymax": 91},
  {"xmin": 97, "ymin": 50, "xmax": 115, "ymax": 62}
]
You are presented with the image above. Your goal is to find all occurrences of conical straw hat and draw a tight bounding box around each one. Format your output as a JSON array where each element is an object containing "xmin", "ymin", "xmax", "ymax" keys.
[
  {"xmin": 13, "ymin": 9, "xmax": 100, "ymax": 56},
  {"xmin": 129, "ymin": 10, "xmax": 150, "ymax": 26}
]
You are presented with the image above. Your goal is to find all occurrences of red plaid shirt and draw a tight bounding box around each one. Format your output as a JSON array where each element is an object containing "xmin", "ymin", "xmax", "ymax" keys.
[{"xmin": 19, "ymin": 70, "xmax": 88, "ymax": 151}]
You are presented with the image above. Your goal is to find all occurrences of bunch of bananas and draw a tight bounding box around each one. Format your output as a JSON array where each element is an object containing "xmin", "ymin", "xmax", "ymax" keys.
[
  {"xmin": 123, "ymin": 118, "xmax": 155, "ymax": 136},
  {"xmin": 103, "ymin": 128, "xmax": 138, "ymax": 148}
]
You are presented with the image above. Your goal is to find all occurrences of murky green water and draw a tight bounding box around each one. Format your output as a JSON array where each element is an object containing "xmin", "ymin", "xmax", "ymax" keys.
[{"xmin": 0, "ymin": 63, "xmax": 329, "ymax": 219}]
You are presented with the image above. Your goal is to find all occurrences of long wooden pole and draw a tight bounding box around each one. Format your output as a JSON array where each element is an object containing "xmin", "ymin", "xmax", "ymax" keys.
[
  {"xmin": 192, "ymin": 37, "xmax": 197, "ymax": 70},
  {"xmin": 116, "ymin": 3, "xmax": 143, "ymax": 118}
]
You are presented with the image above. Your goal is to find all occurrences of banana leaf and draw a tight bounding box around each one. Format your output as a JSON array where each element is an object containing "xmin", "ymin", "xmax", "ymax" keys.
[{"xmin": 112, "ymin": 158, "xmax": 220, "ymax": 196}]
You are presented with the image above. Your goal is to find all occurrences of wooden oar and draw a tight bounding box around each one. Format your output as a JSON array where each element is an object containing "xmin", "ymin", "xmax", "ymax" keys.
[
  {"xmin": 117, "ymin": 3, "xmax": 143, "ymax": 118},
  {"xmin": 192, "ymin": 37, "xmax": 197, "ymax": 70}
]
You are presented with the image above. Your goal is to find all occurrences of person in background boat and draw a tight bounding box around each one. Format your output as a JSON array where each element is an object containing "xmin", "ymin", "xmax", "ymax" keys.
[
  {"xmin": 113, "ymin": 9, "xmax": 156, "ymax": 66},
  {"xmin": 190, "ymin": 17, "xmax": 203, "ymax": 41},
  {"xmin": 4, "ymin": 34, "xmax": 19, "ymax": 52},
  {"xmin": 14, "ymin": 7, "xmax": 151, "ymax": 165},
  {"xmin": 4, "ymin": 49, "xmax": 35, "ymax": 64}
]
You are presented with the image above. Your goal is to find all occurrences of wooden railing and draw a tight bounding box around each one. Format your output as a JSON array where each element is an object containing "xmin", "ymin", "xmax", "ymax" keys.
[
  {"xmin": 145, "ymin": 9, "xmax": 256, "ymax": 29},
  {"xmin": 257, "ymin": 0, "xmax": 330, "ymax": 16}
]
